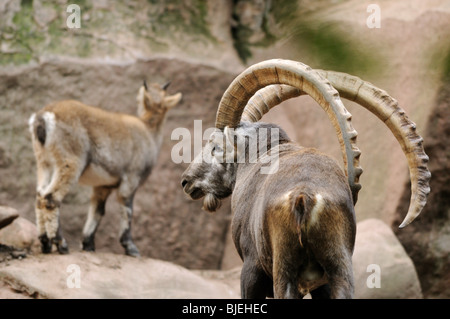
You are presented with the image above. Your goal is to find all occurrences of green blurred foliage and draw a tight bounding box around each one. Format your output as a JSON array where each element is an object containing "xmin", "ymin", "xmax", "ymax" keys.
[{"xmin": 232, "ymin": 0, "xmax": 379, "ymax": 74}]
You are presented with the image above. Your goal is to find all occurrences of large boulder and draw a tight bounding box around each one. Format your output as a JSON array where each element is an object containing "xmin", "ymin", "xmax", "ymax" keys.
[
  {"xmin": 0, "ymin": 206, "xmax": 18, "ymax": 230},
  {"xmin": 0, "ymin": 252, "xmax": 238, "ymax": 299},
  {"xmin": 0, "ymin": 215, "xmax": 40, "ymax": 253},
  {"xmin": 353, "ymin": 219, "xmax": 422, "ymax": 299}
]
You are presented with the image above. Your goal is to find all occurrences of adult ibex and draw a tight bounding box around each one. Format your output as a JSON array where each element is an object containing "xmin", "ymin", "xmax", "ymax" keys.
[
  {"xmin": 29, "ymin": 81, "xmax": 182, "ymax": 256},
  {"xmin": 181, "ymin": 59, "xmax": 430, "ymax": 298}
]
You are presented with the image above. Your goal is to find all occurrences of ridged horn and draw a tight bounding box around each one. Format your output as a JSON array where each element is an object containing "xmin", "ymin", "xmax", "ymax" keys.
[
  {"xmin": 317, "ymin": 70, "xmax": 430, "ymax": 228},
  {"xmin": 242, "ymin": 84, "xmax": 301, "ymax": 122},
  {"xmin": 242, "ymin": 69, "xmax": 431, "ymax": 228},
  {"xmin": 215, "ymin": 59, "xmax": 362, "ymax": 203}
]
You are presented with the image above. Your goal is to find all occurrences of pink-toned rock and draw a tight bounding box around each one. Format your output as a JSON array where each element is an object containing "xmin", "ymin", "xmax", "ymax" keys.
[
  {"xmin": 0, "ymin": 252, "xmax": 239, "ymax": 299},
  {"xmin": 0, "ymin": 216, "xmax": 40, "ymax": 253},
  {"xmin": 0, "ymin": 206, "xmax": 18, "ymax": 230},
  {"xmin": 353, "ymin": 219, "xmax": 422, "ymax": 299}
]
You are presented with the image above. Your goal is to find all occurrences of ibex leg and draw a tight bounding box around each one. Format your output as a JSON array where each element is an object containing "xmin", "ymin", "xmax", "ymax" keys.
[
  {"xmin": 240, "ymin": 258, "xmax": 272, "ymax": 299},
  {"xmin": 82, "ymin": 186, "xmax": 113, "ymax": 251},
  {"xmin": 35, "ymin": 158, "xmax": 83, "ymax": 254},
  {"xmin": 117, "ymin": 177, "xmax": 140, "ymax": 257}
]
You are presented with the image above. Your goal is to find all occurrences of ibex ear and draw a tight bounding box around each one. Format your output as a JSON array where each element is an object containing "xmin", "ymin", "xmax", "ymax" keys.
[{"xmin": 164, "ymin": 92, "xmax": 182, "ymax": 109}]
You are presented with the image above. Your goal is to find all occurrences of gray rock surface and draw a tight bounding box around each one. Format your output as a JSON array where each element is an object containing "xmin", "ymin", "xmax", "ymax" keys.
[{"xmin": 353, "ymin": 219, "xmax": 422, "ymax": 299}]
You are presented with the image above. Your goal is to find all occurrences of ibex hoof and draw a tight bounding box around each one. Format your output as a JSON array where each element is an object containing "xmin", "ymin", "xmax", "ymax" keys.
[
  {"xmin": 57, "ymin": 243, "xmax": 69, "ymax": 254},
  {"xmin": 125, "ymin": 244, "xmax": 140, "ymax": 258},
  {"xmin": 53, "ymin": 236, "xmax": 69, "ymax": 254},
  {"xmin": 82, "ymin": 236, "xmax": 95, "ymax": 252}
]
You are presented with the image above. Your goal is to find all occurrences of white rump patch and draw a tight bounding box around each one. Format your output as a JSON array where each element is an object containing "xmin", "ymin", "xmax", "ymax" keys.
[
  {"xmin": 28, "ymin": 113, "xmax": 36, "ymax": 135},
  {"xmin": 41, "ymin": 112, "xmax": 56, "ymax": 144},
  {"xmin": 42, "ymin": 112, "xmax": 56, "ymax": 132},
  {"xmin": 309, "ymin": 194, "xmax": 325, "ymax": 226}
]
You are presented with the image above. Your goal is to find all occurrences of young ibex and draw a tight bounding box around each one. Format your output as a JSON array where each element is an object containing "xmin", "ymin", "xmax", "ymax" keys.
[
  {"xmin": 181, "ymin": 59, "xmax": 430, "ymax": 298},
  {"xmin": 29, "ymin": 81, "xmax": 182, "ymax": 256}
]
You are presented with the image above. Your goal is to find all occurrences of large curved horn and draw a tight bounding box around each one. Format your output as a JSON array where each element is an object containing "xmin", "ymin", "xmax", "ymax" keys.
[
  {"xmin": 242, "ymin": 70, "xmax": 431, "ymax": 228},
  {"xmin": 318, "ymin": 70, "xmax": 430, "ymax": 228},
  {"xmin": 215, "ymin": 59, "xmax": 363, "ymax": 203}
]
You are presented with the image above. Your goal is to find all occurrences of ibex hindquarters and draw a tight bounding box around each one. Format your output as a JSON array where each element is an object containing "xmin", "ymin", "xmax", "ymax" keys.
[
  {"xmin": 233, "ymin": 146, "xmax": 356, "ymax": 299},
  {"xmin": 31, "ymin": 108, "xmax": 87, "ymax": 254}
]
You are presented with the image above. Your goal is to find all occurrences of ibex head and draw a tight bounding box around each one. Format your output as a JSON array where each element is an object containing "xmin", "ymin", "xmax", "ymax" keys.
[
  {"xmin": 181, "ymin": 127, "xmax": 235, "ymax": 212},
  {"xmin": 137, "ymin": 80, "xmax": 182, "ymax": 125},
  {"xmin": 181, "ymin": 121, "xmax": 290, "ymax": 212}
]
